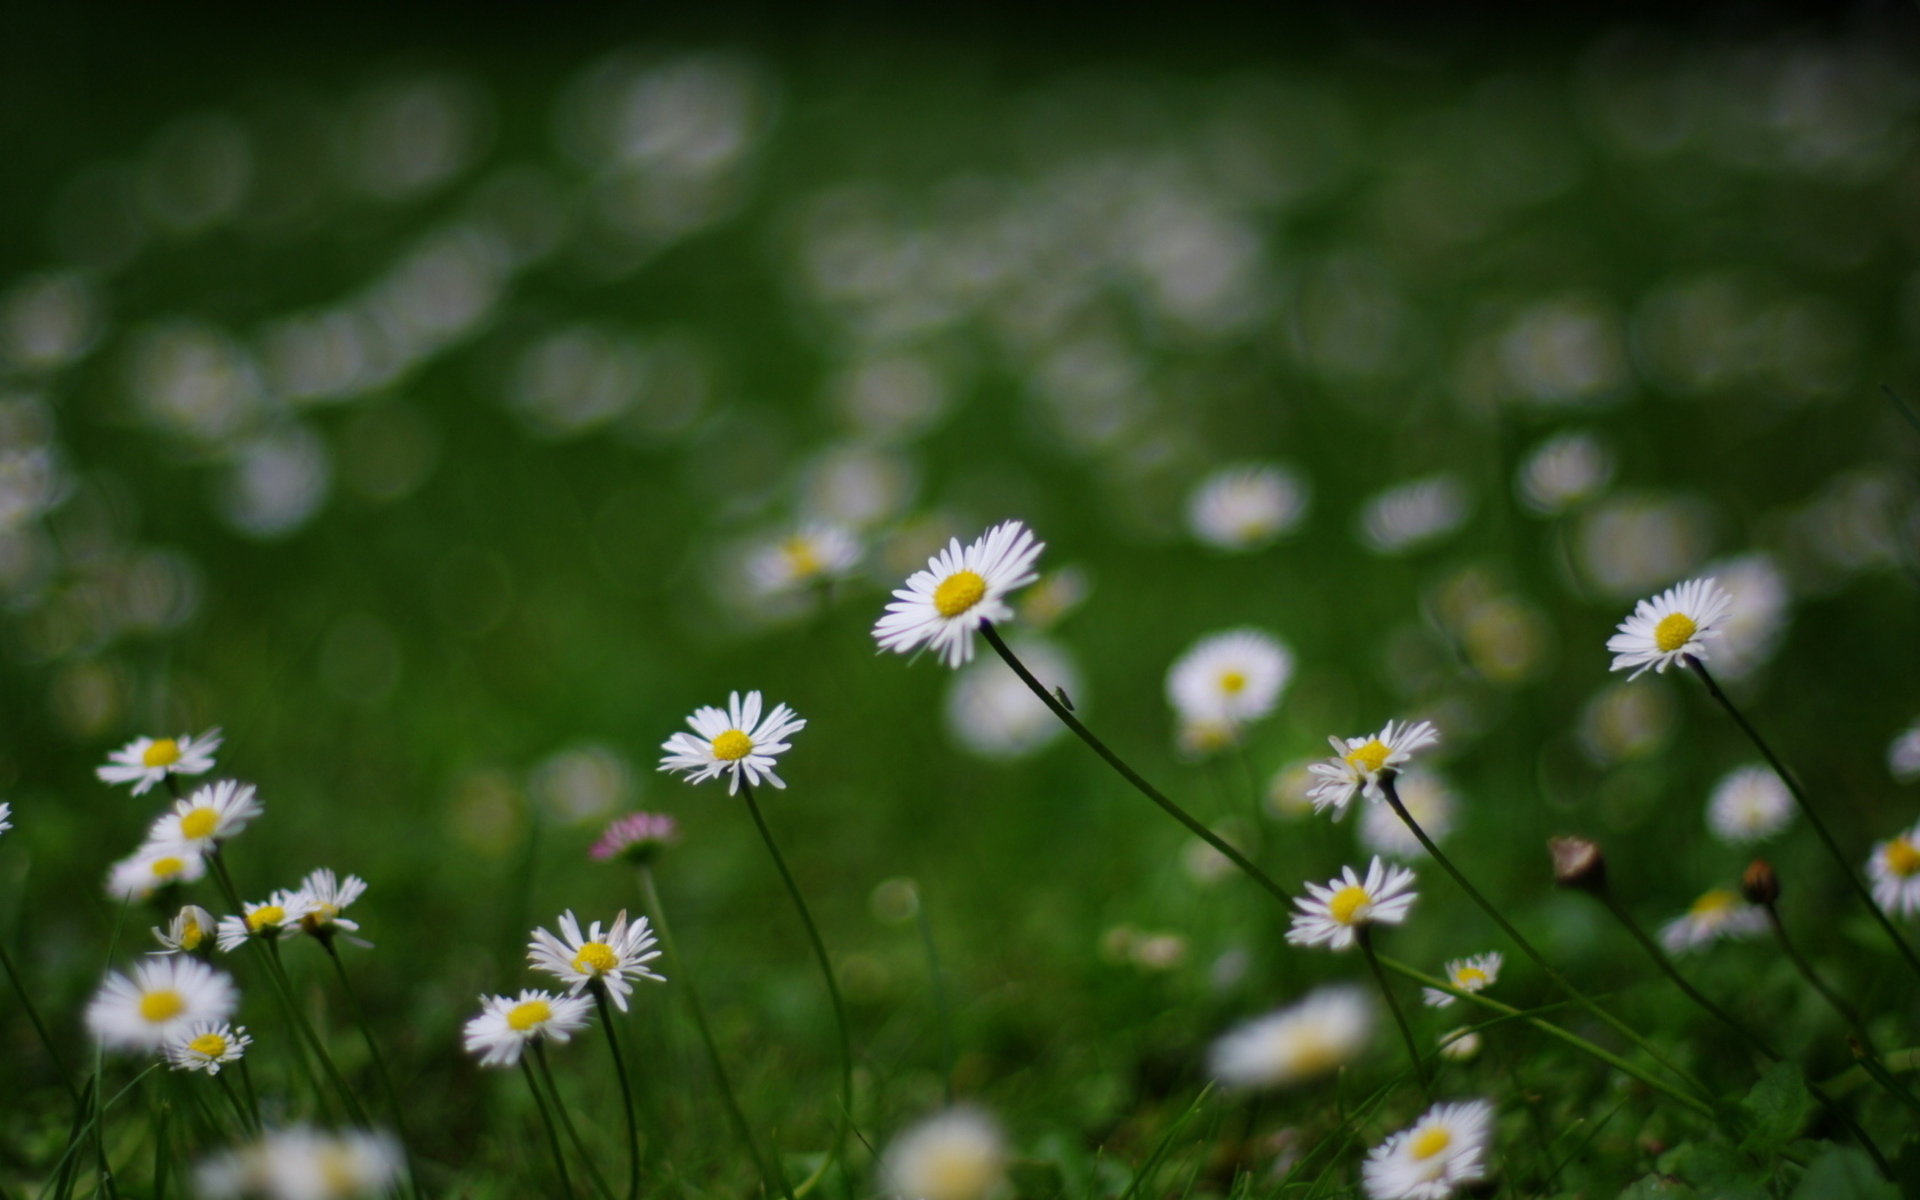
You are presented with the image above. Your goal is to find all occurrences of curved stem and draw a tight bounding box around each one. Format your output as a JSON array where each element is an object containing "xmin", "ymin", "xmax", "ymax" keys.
[
  {"xmin": 590, "ymin": 985, "xmax": 642, "ymax": 1200},
  {"xmin": 323, "ymin": 942, "xmax": 422, "ymax": 1199},
  {"xmin": 533, "ymin": 1042, "xmax": 618, "ymax": 1200},
  {"xmin": 521, "ymin": 1056, "xmax": 576, "ymax": 1199},
  {"xmin": 1357, "ymin": 928, "xmax": 1428, "ymax": 1096},
  {"xmin": 1761, "ymin": 903, "xmax": 1868, "ymax": 1045}
]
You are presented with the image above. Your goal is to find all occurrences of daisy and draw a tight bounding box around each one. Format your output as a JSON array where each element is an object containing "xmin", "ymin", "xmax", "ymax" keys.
[
  {"xmin": 1515, "ymin": 430, "xmax": 1612, "ymax": 516},
  {"xmin": 1362, "ymin": 1099, "xmax": 1495, "ymax": 1200},
  {"xmin": 873, "ymin": 520, "xmax": 1044, "ymax": 668},
  {"xmin": 591, "ymin": 811, "xmax": 680, "ymax": 863},
  {"xmin": 1165, "ymin": 628, "xmax": 1294, "ymax": 729},
  {"xmin": 1287, "ymin": 858, "xmax": 1419, "ymax": 951},
  {"xmin": 1307, "ymin": 720, "xmax": 1441, "ymax": 815},
  {"xmin": 196, "ymin": 1126, "xmax": 403, "ymax": 1200},
  {"xmin": 1186, "ymin": 464, "xmax": 1309, "ymax": 552},
  {"xmin": 0, "ymin": 801, "xmax": 10, "ymax": 836},
  {"xmin": 1705, "ymin": 765, "xmax": 1794, "ymax": 845},
  {"xmin": 879, "ymin": 1107, "xmax": 1008, "ymax": 1200},
  {"xmin": 659, "ymin": 691, "xmax": 805, "ymax": 795},
  {"xmin": 463, "ymin": 989, "xmax": 594, "ymax": 1068},
  {"xmin": 1606, "ymin": 578, "xmax": 1733, "ymax": 679},
  {"xmin": 1359, "ymin": 771, "xmax": 1457, "ymax": 859},
  {"xmin": 97, "ymin": 728, "xmax": 223, "ymax": 796},
  {"xmin": 1658, "ymin": 889, "xmax": 1768, "ymax": 955},
  {"xmin": 216, "ymin": 892, "xmax": 310, "ymax": 953},
  {"xmin": 107, "ymin": 846, "xmax": 207, "ymax": 902},
  {"xmin": 1437, "ymin": 1028, "xmax": 1482, "ymax": 1061},
  {"xmin": 1208, "ymin": 985, "xmax": 1375, "ymax": 1088},
  {"xmin": 86, "ymin": 955, "xmax": 237, "ymax": 1051},
  {"xmin": 1868, "ymin": 820, "xmax": 1920, "ymax": 917},
  {"xmin": 151, "ymin": 905, "xmax": 216, "ymax": 956},
  {"xmin": 1422, "ymin": 952, "xmax": 1502, "ymax": 1008},
  {"xmin": 293, "ymin": 869, "xmax": 367, "ymax": 939},
  {"xmin": 163, "ymin": 1021, "xmax": 251, "ymax": 1074},
  {"xmin": 747, "ymin": 522, "xmax": 862, "ymax": 597},
  {"xmin": 1888, "ymin": 718, "xmax": 1920, "ymax": 783},
  {"xmin": 527, "ymin": 909, "xmax": 665, "ymax": 1013},
  {"xmin": 147, "ymin": 779, "xmax": 262, "ymax": 854}
]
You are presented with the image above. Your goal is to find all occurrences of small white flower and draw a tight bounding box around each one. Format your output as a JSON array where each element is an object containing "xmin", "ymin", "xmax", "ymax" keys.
[
  {"xmin": 878, "ymin": 1107, "xmax": 1008, "ymax": 1200},
  {"xmin": 463, "ymin": 988, "xmax": 594, "ymax": 1068},
  {"xmin": 1868, "ymin": 820, "xmax": 1920, "ymax": 917},
  {"xmin": 1702, "ymin": 553, "xmax": 1790, "ymax": 681},
  {"xmin": 1287, "ymin": 858, "xmax": 1419, "ymax": 951},
  {"xmin": 195, "ymin": 1126, "xmax": 403, "ymax": 1200},
  {"xmin": 96, "ymin": 728, "xmax": 223, "ymax": 796},
  {"xmin": 1165, "ymin": 628, "xmax": 1294, "ymax": 730},
  {"xmin": 86, "ymin": 956, "xmax": 237, "ymax": 1051},
  {"xmin": 746, "ymin": 522, "xmax": 863, "ymax": 597},
  {"xmin": 147, "ymin": 779, "xmax": 262, "ymax": 855},
  {"xmin": 1515, "ymin": 430, "xmax": 1612, "ymax": 516},
  {"xmin": 1706, "ymin": 765, "xmax": 1794, "ymax": 845},
  {"xmin": 216, "ymin": 892, "xmax": 310, "ymax": 953},
  {"xmin": 1422, "ymin": 953, "xmax": 1502, "ymax": 1008},
  {"xmin": 107, "ymin": 846, "xmax": 208, "ymax": 903},
  {"xmin": 1186, "ymin": 464, "xmax": 1309, "ymax": 552},
  {"xmin": 0, "ymin": 801, "xmax": 10, "ymax": 836},
  {"xmin": 1208, "ymin": 985, "xmax": 1376, "ymax": 1088},
  {"xmin": 528, "ymin": 910, "xmax": 665, "ymax": 1013},
  {"xmin": 1659, "ymin": 889, "xmax": 1768, "ymax": 955},
  {"xmin": 1606, "ymin": 578, "xmax": 1733, "ymax": 680},
  {"xmin": 1437, "ymin": 1028, "xmax": 1481, "ymax": 1061},
  {"xmin": 292, "ymin": 868, "xmax": 368, "ymax": 938},
  {"xmin": 164, "ymin": 1021, "xmax": 251, "ymax": 1074},
  {"xmin": 873, "ymin": 520, "xmax": 1044, "ymax": 668},
  {"xmin": 1359, "ymin": 771, "xmax": 1456, "ymax": 859},
  {"xmin": 151, "ymin": 905, "xmax": 216, "ymax": 956},
  {"xmin": 1360, "ymin": 475, "xmax": 1470, "ymax": 555},
  {"xmin": 1362, "ymin": 1099, "xmax": 1494, "ymax": 1200},
  {"xmin": 1307, "ymin": 721, "xmax": 1441, "ymax": 816},
  {"xmin": 1889, "ymin": 719, "xmax": 1920, "ymax": 784},
  {"xmin": 659, "ymin": 690, "xmax": 805, "ymax": 795}
]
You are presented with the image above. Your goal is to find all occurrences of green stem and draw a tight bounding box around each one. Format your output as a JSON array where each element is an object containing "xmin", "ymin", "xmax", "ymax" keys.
[
  {"xmin": 263, "ymin": 937, "xmax": 367, "ymax": 1126},
  {"xmin": 1761, "ymin": 903, "xmax": 1867, "ymax": 1043},
  {"xmin": 521, "ymin": 1056, "xmax": 576, "ymax": 1200},
  {"xmin": 1593, "ymin": 891, "xmax": 1781, "ymax": 1062},
  {"xmin": 323, "ymin": 942, "xmax": 422, "ymax": 1199},
  {"xmin": 913, "ymin": 893, "xmax": 956, "ymax": 1108},
  {"xmin": 533, "ymin": 1042, "xmax": 618, "ymax": 1200},
  {"xmin": 236, "ymin": 1059, "xmax": 263, "ymax": 1133},
  {"xmin": 1358, "ymin": 927, "xmax": 1428, "ymax": 1096},
  {"xmin": 0, "ymin": 936, "xmax": 78, "ymax": 1104},
  {"xmin": 1824, "ymin": 1048, "xmax": 1920, "ymax": 1098},
  {"xmin": 216, "ymin": 1070, "xmax": 256, "ymax": 1136},
  {"xmin": 591, "ymin": 985, "xmax": 643, "ymax": 1200}
]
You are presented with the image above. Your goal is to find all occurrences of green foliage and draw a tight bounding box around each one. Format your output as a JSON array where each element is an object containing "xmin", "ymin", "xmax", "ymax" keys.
[
  {"xmin": 1787, "ymin": 1145, "xmax": 1900, "ymax": 1200},
  {"xmin": 1737, "ymin": 1062, "xmax": 1813, "ymax": 1157}
]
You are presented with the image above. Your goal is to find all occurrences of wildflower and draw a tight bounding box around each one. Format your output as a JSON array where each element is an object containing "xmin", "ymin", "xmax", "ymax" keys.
[
  {"xmin": 591, "ymin": 812, "xmax": 680, "ymax": 864},
  {"xmin": 1186, "ymin": 464, "xmax": 1309, "ymax": 551},
  {"xmin": 97, "ymin": 728, "xmax": 223, "ymax": 796},
  {"xmin": 527, "ymin": 909, "xmax": 665, "ymax": 1012},
  {"xmin": 873, "ymin": 519, "xmax": 1044, "ymax": 668},
  {"xmin": 1606, "ymin": 578, "xmax": 1732, "ymax": 679},
  {"xmin": 747, "ymin": 522, "xmax": 862, "ymax": 597},
  {"xmin": 1362, "ymin": 1099, "xmax": 1494, "ymax": 1199},
  {"xmin": 1868, "ymin": 819, "xmax": 1920, "ymax": 917},
  {"xmin": 1659, "ymin": 889, "xmax": 1768, "ymax": 955},
  {"xmin": 1307, "ymin": 720, "xmax": 1441, "ymax": 815},
  {"xmin": 1208, "ymin": 985, "xmax": 1375, "ymax": 1088},
  {"xmin": 1516, "ymin": 430, "xmax": 1612, "ymax": 516},
  {"xmin": 1889, "ymin": 718, "xmax": 1920, "ymax": 783},
  {"xmin": 944, "ymin": 637, "xmax": 1079, "ymax": 761},
  {"xmin": 1165, "ymin": 628, "xmax": 1293, "ymax": 730},
  {"xmin": 1175, "ymin": 717, "xmax": 1242, "ymax": 758},
  {"xmin": 1548, "ymin": 837, "xmax": 1607, "ymax": 894},
  {"xmin": 1016, "ymin": 566, "xmax": 1090, "ymax": 630},
  {"xmin": 659, "ymin": 690, "xmax": 805, "ymax": 795},
  {"xmin": 1359, "ymin": 771, "xmax": 1456, "ymax": 859},
  {"xmin": 148, "ymin": 779, "xmax": 262, "ymax": 855},
  {"xmin": 878, "ymin": 1107, "xmax": 1008, "ymax": 1200},
  {"xmin": 294, "ymin": 869, "xmax": 367, "ymax": 939},
  {"xmin": 216, "ymin": 892, "xmax": 309, "ymax": 953},
  {"xmin": 195, "ymin": 1126, "xmax": 403, "ymax": 1200},
  {"xmin": 1702, "ymin": 553, "xmax": 1790, "ymax": 681},
  {"xmin": 1705, "ymin": 765, "xmax": 1793, "ymax": 845},
  {"xmin": 0, "ymin": 801, "xmax": 10, "ymax": 835},
  {"xmin": 152, "ymin": 905, "xmax": 216, "ymax": 956},
  {"xmin": 163, "ymin": 1021, "xmax": 250, "ymax": 1074},
  {"xmin": 463, "ymin": 989, "xmax": 594, "ymax": 1067},
  {"xmin": 107, "ymin": 846, "xmax": 207, "ymax": 902},
  {"xmin": 1422, "ymin": 953, "xmax": 1502, "ymax": 1008},
  {"xmin": 86, "ymin": 956, "xmax": 237, "ymax": 1051},
  {"xmin": 1287, "ymin": 858, "xmax": 1418, "ymax": 951},
  {"xmin": 1437, "ymin": 1028, "xmax": 1481, "ymax": 1061},
  {"xmin": 1360, "ymin": 475, "xmax": 1470, "ymax": 555}
]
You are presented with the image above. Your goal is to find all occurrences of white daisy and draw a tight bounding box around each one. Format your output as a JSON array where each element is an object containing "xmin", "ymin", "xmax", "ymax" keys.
[
  {"xmin": 1359, "ymin": 771, "xmax": 1457, "ymax": 859},
  {"xmin": 147, "ymin": 779, "xmax": 262, "ymax": 855},
  {"xmin": 1606, "ymin": 578, "xmax": 1733, "ymax": 680},
  {"xmin": 151, "ymin": 905, "xmax": 216, "ymax": 956},
  {"xmin": 659, "ymin": 690, "xmax": 805, "ymax": 795},
  {"xmin": 1702, "ymin": 553, "xmax": 1790, "ymax": 682},
  {"xmin": 1165, "ymin": 628, "xmax": 1294, "ymax": 730},
  {"xmin": 292, "ymin": 868, "xmax": 367, "ymax": 939},
  {"xmin": 463, "ymin": 989, "xmax": 594, "ymax": 1068},
  {"xmin": 1868, "ymin": 820, "xmax": 1920, "ymax": 917},
  {"xmin": 1186, "ymin": 464, "xmax": 1309, "ymax": 552},
  {"xmin": 1207, "ymin": 985, "xmax": 1375, "ymax": 1088},
  {"xmin": 1362, "ymin": 1099, "xmax": 1495, "ymax": 1200},
  {"xmin": 747, "ymin": 522, "xmax": 863, "ymax": 597},
  {"xmin": 195, "ymin": 1126, "xmax": 404, "ymax": 1200},
  {"xmin": 873, "ymin": 520, "xmax": 1044, "ymax": 668},
  {"xmin": 1307, "ymin": 720, "xmax": 1441, "ymax": 816},
  {"xmin": 1515, "ymin": 430, "xmax": 1612, "ymax": 517},
  {"xmin": 1422, "ymin": 953, "xmax": 1502, "ymax": 1008},
  {"xmin": 216, "ymin": 892, "xmax": 310, "ymax": 953},
  {"xmin": 1889, "ymin": 719, "xmax": 1920, "ymax": 783},
  {"xmin": 96, "ymin": 728, "xmax": 223, "ymax": 796},
  {"xmin": 1436, "ymin": 1028, "xmax": 1481, "ymax": 1061},
  {"xmin": 164, "ymin": 1021, "xmax": 251, "ymax": 1074},
  {"xmin": 86, "ymin": 956, "xmax": 237, "ymax": 1051},
  {"xmin": 1287, "ymin": 858, "xmax": 1419, "ymax": 952},
  {"xmin": 1705, "ymin": 765, "xmax": 1794, "ymax": 845},
  {"xmin": 0, "ymin": 801, "xmax": 10, "ymax": 836},
  {"xmin": 527, "ymin": 909, "xmax": 665, "ymax": 1013},
  {"xmin": 107, "ymin": 846, "xmax": 208, "ymax": 903},
  {"xmin": 1658, "ymin": 889, "xmax": 1768, "ymax": 955},
  {"xmin": 878, "ymin": 1107, "xmax": 1008, "ymax": 1200}
]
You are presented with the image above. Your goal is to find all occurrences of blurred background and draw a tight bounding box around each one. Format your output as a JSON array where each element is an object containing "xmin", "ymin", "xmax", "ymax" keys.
[{"xmin": 3, "ymin": 2, "xmax": 1920, "ymax": 1192}]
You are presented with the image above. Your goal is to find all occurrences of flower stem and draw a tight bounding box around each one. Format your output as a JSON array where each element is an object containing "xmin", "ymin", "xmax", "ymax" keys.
[
  {"xmin": 1759, "ymin": 901, "xmax": 1869, "ymax": 1047},
  {"xmin": 323, "ymin": 941, "xmax": 423, "ymax": 1199},
  {"xmin": 590, "ymin": 984, "xmax": 643, "ymax": 1200},
  {"xmin": 533, "ymin": 1042, "xmax": 618, "ymax": 1200},
  {"xmin": 981, "ymin": 624, "xmax": 1292, "ymax": 905},
  {"xmin": 216, "ymin": 1070, "xmax": 257, "ymax": 1136},
  {"xmin": 521, "ymin": 1056, "xmax": 576, "ymax": 1199},
  {"xmin": 1687, "ymin": 656, "xmax": 1920, "ymax": 983},
  {"xmin": 1357, "ymin": 928, "xmax": 1428, "ymax": 1097},
  {"xmin": 740, "ymin": 780, "xmax": 853, "ymax": 1198}
]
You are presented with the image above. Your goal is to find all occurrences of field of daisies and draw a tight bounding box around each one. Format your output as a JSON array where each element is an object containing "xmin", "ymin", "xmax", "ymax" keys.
[{"xmin": 4, "ymin": 9, "xmax": 1920, "ymax": 1199}]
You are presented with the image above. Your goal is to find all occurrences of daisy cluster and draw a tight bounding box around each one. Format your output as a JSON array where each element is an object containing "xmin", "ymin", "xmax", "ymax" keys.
[{"xmin": 463, "ymin": 910, "xmax": 665, "ymax": 1067}]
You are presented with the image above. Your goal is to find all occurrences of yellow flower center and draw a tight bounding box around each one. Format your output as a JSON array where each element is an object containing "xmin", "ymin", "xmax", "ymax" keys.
[
  {"xmin": 1886, "ymin": 838, "xmax": 1920, "ymax": 878},
  {"xmin": 573, "ymin": 942, "xmax": 619, "ymax": 975},
  {"xmin": 508, "ymin": 999, "xmax": 553, "ymax": 1031},
  {"xmin": 180, "ymin": 919, "xmax": 205, "ymax": 951},
  {"xmin": 1411, "ymin": 1127, "xmax": 1452, "ymax": 1161},
  {"xmin": 1218, "ymin": 670, "xmax": 1247, "ymax": 695},
  {"xmin": 142, "ymin": 738, "xmax": 182, "ymax": 768},
  {"xmin": 1286, "ymin": 1034, "xmax": 1344, "ymax": 1077},
  {"xmin": 1653, "ymin": 612, "xmax": 1697, "ymax": 654},
  {"xmin": 932, "ymin": 570, "xmax": 987, "ymax": 618},
  {"xmin": 1455, "ymin": 966, "xmax": 1488, "ymax": 988},
  {"xmin": 1689, "ymin": 890, "xmax": 1736, "ymax": 918},
  {"xmin": 151, "ymin": 857, "xmax": 185, "ymax": 879},
  {"xmin": 188, "ymin": 1032, "xmax": 228, "ymax": 1057},
  {"xmin": 140, "ymin": 989, "xmax": 186, "ymax": 1023},
  {"xmin": 1344, "ymin": 740, "xmax": 1390, "ymax": 775},
  {"xmin": 179, "ymin": 808, "xmax": 219, "ymax": 840},
  {"xmin": 246, "ymin": 905, "xmax": 286, "ymax": 932},
  {"xmin": 783, "ymin": 536, "xmax": 823, "ymax": 580},
  {"xmin": 319, "ymin": 1148, "xmax": 359, "ymax": 1191},
  {"xmin": 711, "ymin": 730, "xmax": 754, "ymax": 761},
  {"xmin": 1328, "ymin": 885, "xmax": 1372, "ymax": 925},
  {"xmin": 921, "ymin": 1145, "xmax": 1000, "ymax": 1200}
]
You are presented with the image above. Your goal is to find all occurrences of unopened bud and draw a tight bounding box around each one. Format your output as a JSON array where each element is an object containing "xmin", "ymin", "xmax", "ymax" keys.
[
  {"xmin": 1741, "ymin": 859, "xmax": 1780, "ymax": 906},
  {"xmin": 1549, "ymin": 836, "xmax": 1607, "ymax": 894}
]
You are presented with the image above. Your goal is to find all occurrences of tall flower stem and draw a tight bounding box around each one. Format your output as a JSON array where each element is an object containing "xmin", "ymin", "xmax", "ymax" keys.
[
  {"xmin": 740, "ymin": 780, "xmax": 853, "ymax": 1197},
  {"xmin": 1378, "ymin": 775, "xmax": 1711, "ymax": 1102},
  {"xmin": 1757, "ymin": 899, "xmax": 1869, "ymax": 1048},
  {"xmin": 322, "ymin": 941, "xmax": 422, "ymax": 1200},
  {"xmin": 1357, "ymin": 928, "xmax": 1428, "ymax": 1096},
  {"xmin": 590, "ymin": 984, "xmax": 643, "ymax": 1200},
  {"xmin": 216, "ymin": 1071, "xmax": 257, "ymax": 1136},
  {"xmin": 533, "ymin": 1042, "xmax": 618, "ymax": 1200},
  {"xmin": 520, "ymin": 1056, "xmax": 576, "ymax": 1200},
  {"xmin": 0, "ymin": 937, "xmax": 78, "ymax": 1104},
  {"xmin": 981, "ymin": 624, "xmax": 1291, "ymax": 905},
  {"xmin": 637, "ymin": 863, "xmax": 790, "ymax": 1200},
  {"xmin": 1687, "ymin": 656, "xmax": 1920, "ymax": 982}
]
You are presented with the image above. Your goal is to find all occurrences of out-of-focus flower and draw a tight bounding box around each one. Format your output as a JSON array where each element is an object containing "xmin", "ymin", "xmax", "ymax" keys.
[
  {"xmin": 1015, "ymin": 566, "xmax": 1090, "ymax": 630},
  {"xmin": 1437, "ymin": 1028, "xmax": 1481, "ymax": 1061},
  {"xmin": 463, "ymin": 989, "xmax": 594, "ymax": 1068},
  {"xmin": 147, "ymin": 780, "xmax": 261, "ymax": 855},
  {"xmin": 1166, "ymin": 628, "xmax": 1294, "ymax": 734},
  {"xmin": 1706, "ymin": 765, "xmax": 1794, "ymax": 845},
  {"xmin": 1421, "ymin": 952, "xmax": 1502, "ymax": 1008},
  {"xmin": 1359, "ymin": 476, "xmax": 1470, "ymax": 555},
  {"xmin": 878, "ymin": 1107, "xmax": 1008, "ymax": 1200},
  {"xmin": 1516, "ymin": 430, "xmax": 1612, "ymax": 516},
  {"xmin": 1208, "ymin": 985, "xmax": 1375, "ymax": 1089},
  {"xmin": 164, "ymin": 1021, "xmax": 250, "ymax": 1074},
  {"xmin": 97, "ymin": 729, "xmax": 223, "ymax": 795},
  {"xmin": 107, "ymin": 847, "xmax": 207, "ymax": 902},
  {"xmin": 1891, "ymin": 719, "xmax": 1920, "ymax": 784},
  {"xmin": 1186, "ymin": 464, "xmax": 1309, "ymax": 551},
  {"xmin": 87, "ymin": 956, "xmax": 237, "ymax": 1051},
  {"xmin": 592, "ymin": 812, "xmax": 680, "ymax": 864},
  {"xmin": 745, "ymin": 523, "xmax": 862, "ymax": 598},
  {"xmin": 1700, "ymin": 554, "xmax": 1790, "ymax": 681},
  {"xmin": 944, "ymin": 637, "xmax": 1079, "ymax": 761},
  {"xmin": 1359, "ymin": 771, "xmax": 1456, "ymax": 859},
  {"xmin": 874, "ymin": 520, "xmax": 1044, "ymax": 668},
  {"xmin": 1266, "ymin": 761, "xmax": 1318, "ymax": 820},
  {"xmin": 216, "ymin": 892, "xmax": 309, "ymax": 952},
  {"xmin": 1578, "ymin": 679, "xmax": 1677, "ymax": 765},
  {"xmin": 195, "ymin": 1126, "xmax": 404, "ymax": 1199},
  {"xmin": 1608, "ymin": 578, "xmax": 1733, "ymax": 679},
  {"xmin": 527, "ymin": 909, "xmax": 665, "ymax": 1012},
  {"xmin": 1362, "ymin": 1099, "xmax": 1494, "ymax": 1200},
  {"xmin": 1658, "ymin": 889, "xmax": 1768, "ymax": 954},
  {"xmin": 151, "ymin": 905, "xmax": 215, "ymax": 956},
  {"xmin": 1307, "ymin": 721, "xmax": 1441, "ymax": 815},
  {"xmin": 1575, "ymin": 493, "xmax": 1713, "ymax": 599},
  {"xmin": 1868, "ymin": 820, "xmax": 1920, "ymax": 917},
  {"xmin": 1288, "ymin": 858, "xmax": 1418, "ymax": 951},
  {"xmin": 659, "ymin": 691, "xmax": 805, "ymax": 795}
]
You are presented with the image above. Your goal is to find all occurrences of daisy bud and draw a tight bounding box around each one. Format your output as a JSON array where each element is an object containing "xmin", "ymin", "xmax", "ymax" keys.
[
  {"xmin": 1741, "ymin": 859, "xmax": 1780, "ymax": 906},
  {"xmin": 1548, "ymin": 837, "xmax": 1607, "ymax": 894}
]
